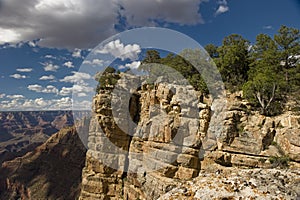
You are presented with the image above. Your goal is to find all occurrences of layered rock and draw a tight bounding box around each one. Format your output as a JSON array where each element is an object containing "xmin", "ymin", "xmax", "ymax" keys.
[
  {"xmin": 205, "ymin": 92, "xmax": 300, "ymax": 170},
  {"xmin": 79, "ymin": 73, "xmax": 300, "ymax": 199},
  {"xmin": 79, "ymin": 74, "xmax": 212, "ymax": 199}
]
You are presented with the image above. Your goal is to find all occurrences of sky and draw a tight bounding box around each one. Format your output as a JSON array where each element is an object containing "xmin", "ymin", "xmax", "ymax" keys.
[{"xmin": 0, "ymin": 0, "xmax": 299, "ymax": 111}]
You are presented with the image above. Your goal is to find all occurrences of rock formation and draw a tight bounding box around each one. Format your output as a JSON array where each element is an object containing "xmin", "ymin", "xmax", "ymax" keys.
[
  {"xmin": 79, "ymin": 73, "xmax": 300, "ymax": 199},
  {"xmin": 0, "ymin": 126, "xmax": 87, "ymax": 200}
]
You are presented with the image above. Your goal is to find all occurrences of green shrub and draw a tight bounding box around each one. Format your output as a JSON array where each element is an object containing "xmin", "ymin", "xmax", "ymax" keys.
[{"xmin": 269, "ymin": 156, "xmax": 290, "ymax": 168}]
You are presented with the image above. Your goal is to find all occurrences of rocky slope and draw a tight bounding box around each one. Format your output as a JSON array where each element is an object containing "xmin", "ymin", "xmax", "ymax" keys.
[
  {"xmin": 0, "ymin": 110, "xmax": 88, "ymax": 164},
  {"xmin": 159, "ymin": 168, "xmax": 300, "ymax": 200},
  {"xmin": 79, "ymin": 73, "xmax": 300, "ymax": 200},
  {"xmin": 0, "ymin": 126, "xmax": 87, "ymax": 200}
]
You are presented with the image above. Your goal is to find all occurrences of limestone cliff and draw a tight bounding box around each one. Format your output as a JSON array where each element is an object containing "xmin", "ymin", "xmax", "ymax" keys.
[{"xmin": 79, "ymin": 73, "xmax": 300, "ymax": 200}]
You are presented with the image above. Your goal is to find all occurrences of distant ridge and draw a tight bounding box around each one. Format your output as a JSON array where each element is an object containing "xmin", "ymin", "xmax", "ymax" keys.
[
  {"xmin": 0, "ymin": 110, "xmax": 89, "ymax": 165},
  {"xmin": 0, "ymin": 126, "xmax": 87, "ymax": 200}
]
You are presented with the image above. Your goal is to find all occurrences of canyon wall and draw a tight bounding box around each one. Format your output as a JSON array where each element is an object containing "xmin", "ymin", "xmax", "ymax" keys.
[{"xmin": 79, "ymin": 73, "xmax": 300, "ymax": 199}]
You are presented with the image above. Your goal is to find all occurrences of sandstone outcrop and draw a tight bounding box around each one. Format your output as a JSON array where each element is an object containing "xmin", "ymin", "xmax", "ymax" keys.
[{"xmin": 79, "ymin": 73, "xmax": 300, "ymax": 199}]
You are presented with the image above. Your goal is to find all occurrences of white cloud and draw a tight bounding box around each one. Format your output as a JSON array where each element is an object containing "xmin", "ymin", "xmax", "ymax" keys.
[
  {"xmin": 216, "ymin": 5, "xmax": 229, "ymax": 15},
  {"xmin": 43, "ymin": 85, "xmax": 59, "ymax": 93},
  {"xmin": 0, "ymin": 97, "xmax": 73, "ymax": 110},
  {"xmin": 0, "ymin": 0, "xmax": 117, "ymax": 49},
  {"xmin": 119, "ymin": 61, "xmax": 141, "ymax": 69},
  {"xmin": 28, "ymin": 41, "xmax": 36, "ymax": 47},
  {"xmin": 7, "ymin": 94, "xmax": 25, "ymax": 99},
  {"xmin": 28, "ymin": 84, "xmax": 58, "ymax": 94},
  {"xmin": 16, "ymin": 68, "xmax": 33, "ymax": 72},
  {"xmin": 59, "ymin": 87, "xmax": 73, "ymax": 96},
  {"xmin": 83, "ymin": 59, "xmax": 104, "ymax": 66},
  {"xmin": 63, "ymin": 61, "xmax": 74, "ymax": 68},
  {"xmin": 97, "ymin": 39, "xmax": 141, "ymax": 61},
  {"xmin": 39, "ymin": 75, "xmax": 56, "ymax": 80},
  {"xmin": 0, "ymin": 0, "xmax": 207, "ymax": 49},
  {"xmin": 60, "ymin": 71, "xmax": 91, "ymax": 83},
  {"xmin": 0, "ymin": 96, "xmax": 91, "ymax": 111},
  {"xmin": 263, "ymin": 25, "xmax": 273, "ymax": 30},
  {"xmin": 126, "ymin": 61, "xmax": 141, "ymax": 69},
  {"xmin": 43, "ymin": 63, "xmax": 59, "ymax": 71},
  {"xmin": 33, "ymin": 98, "xmax": 47, "ymax": 106},
  {"xmin": 10, "ymin": 74, "xmax": 27, "ymax": 79},
  {"xmin": 59, "ymin": 84, "xmax": 93, "ymax": 97},
  {"xmin": 0, "ymin": 93, "xmax": 6, "ymax": 98},
  {"xmin": 51, "ymin": 97, "xmax": 73, "ymax": 110},
  {"xmin": 72, "ymin": 48, "xmax": 82, "ymax": 58},
  {"xmin": 23, "ymin": 98, "xmax": 65, "ymax": 110},
  {"xmin": 45, "ymin": 54, "xmax": 56, "ymax": 59},
  {"xmin": 0, "ymin": 27, "xmax": 21, "ymax": 44},
  {"xmin": 215, "ymin": 0, "xmax": 229, "ymax": 15},
  {"xmin": 28, "ymin": 84, "xmax": 43, "ymax": 92}
]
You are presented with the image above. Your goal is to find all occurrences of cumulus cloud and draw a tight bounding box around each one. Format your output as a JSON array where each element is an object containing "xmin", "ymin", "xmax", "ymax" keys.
[
  {"xmin": 0, "ymin": 97, "xmax": 74, "ymax": 110},
  {"xmin": 21, "ymin": 97, "xmax": 72, "ymax": 110},
  {"xmin": 43, "ymin": 63, "xmax": 59, "ymax": 71},
  {"xmin": 27, "ymin": 84, "xmax": 42, "ymax": 92},
  {"xmin": 0, "ymin": 0, "xmax": 206, "ymax": 49},
  {"xmin": 119, "ymin": 61, "xmax": 141, "ymax": 69},
  {"xmin": 63, "ymin": 61, "xmax": 74, "ymax": 68},
  {"xmin": 83, "ymin": 59, "xmax": 104, "ymax": 66},
  {"xmin": 60, "ymin": 71, "xmax": 91, "ymax": 83},
  {"xmin": 44, "ymin": 54, "xmax": 57, "ymax": 59},
  {"xmin": 43, "ymin": 85, "xmax": 59, "ymax": 94},
  {"xmin": 16, "ymin": 68, "xmax": 33, "ymax": 72},
  {"xmin": 59, "ymin": 87, "xmax": 73, "ymax": 96},
  {"xmin": 28, "ymin": 84, "xmax": 58, "ymax": 94},
  {"xmin": 0, "ymin": 96, "xmax": 91, "ymax": 110},
  {"xmin": 39, "ymin": 75, "xmax": 55, "ymax": 80},
  {"xmin": 7, "ymin": 94, "xmax": 25, "ymax": 99},
  {"xmin": 96, "ymin": 39, "xmax": 141, "ymax": 61},
  {"xmin": 126, "ymin": 61, "xmax": 141, "ymax": 69},
  {"xmin": 215, "ymin": 0, "xmax": 229, "ymax": 15},
  {"xmin": 0, "ymin": 93, "xmax": 6, "ymax": 98},
  {"xmin": 59, "ymin": 84, "xmax": 93, "ymax": 97},
  {"xmin": 0, "ymin": 0, "xmax": 117, "ymax": 49},
  {"xmin": 10, "ymin": 74, "xmax": 27, "ymax": 79},
  {"xmin": 72, "ymin": 48, "xmax": 82, "ymax": 58}
]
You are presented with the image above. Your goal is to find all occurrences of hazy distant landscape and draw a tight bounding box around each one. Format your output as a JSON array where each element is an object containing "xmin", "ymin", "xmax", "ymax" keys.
[{"xmin": 0, "ymin": 110, "xmax": 89, "ymax": 164}]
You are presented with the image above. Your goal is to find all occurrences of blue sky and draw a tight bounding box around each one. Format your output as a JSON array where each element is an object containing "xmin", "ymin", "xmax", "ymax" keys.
[{"xmin": 0, "ymin": 0, "xmax": 299, "ymax": 111}]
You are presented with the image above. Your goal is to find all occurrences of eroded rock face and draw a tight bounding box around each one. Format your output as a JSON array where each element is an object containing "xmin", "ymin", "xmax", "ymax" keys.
[
  {"xmin": 211, "ymin": 93, "xmax": 300, "ymax": 169},
  {"xmin": 79, "ymin": 74, "xmax": 211, "ymax": 199},
  {"xmin": 79, "ymin": 75, "xmax": 300, "ymax": 200}
]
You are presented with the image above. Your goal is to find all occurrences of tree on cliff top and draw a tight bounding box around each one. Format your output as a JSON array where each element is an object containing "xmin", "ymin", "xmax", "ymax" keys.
[
  {"xmin": 243, "ymin": 25, "xmax": 300, "ymax": 115},
  {"xmin": 215, "ymin": 34, "xmax": 250, "ymax": 92}
]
